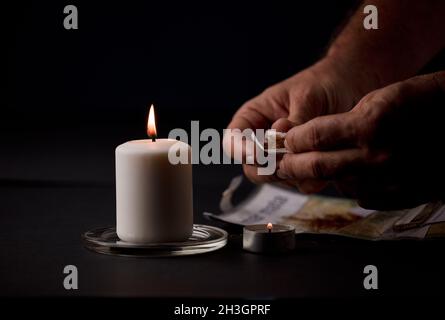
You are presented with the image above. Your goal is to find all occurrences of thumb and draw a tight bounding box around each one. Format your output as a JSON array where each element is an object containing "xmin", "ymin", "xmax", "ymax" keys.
[
  {"xmin": 287, "ymin": 109, "xmax": 309, "ymax": 126},
  {"xmin": 271, "ymin": 118, "xmax": 297, "ymax": 132},
  {"xmin": 287, "ymin": 87, "xmax": 330, "ymax": 125}
]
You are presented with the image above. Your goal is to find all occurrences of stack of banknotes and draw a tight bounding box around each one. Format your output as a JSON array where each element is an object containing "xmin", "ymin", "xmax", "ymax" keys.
[{"xmin": 205, "ymin": 176, "xmax": 445, "ymax": 240}]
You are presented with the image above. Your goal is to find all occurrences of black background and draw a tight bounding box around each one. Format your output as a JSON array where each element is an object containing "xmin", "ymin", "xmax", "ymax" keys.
[
  {"xmin": 4, "ymin": 0, "xmax": 361, "ymax": 184},
  {"xmin": 4, "ymin": 0, "xmax": 445, "ymax": 302}
]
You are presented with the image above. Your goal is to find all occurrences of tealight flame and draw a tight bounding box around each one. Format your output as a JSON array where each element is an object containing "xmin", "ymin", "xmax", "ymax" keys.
[
  {"xmin": 147, "ymin": 104, "xmax": 157, "ymax": 140},
  {"xmin": 267, "ymin": 223, "xmax": 273, "ymax": 232}
]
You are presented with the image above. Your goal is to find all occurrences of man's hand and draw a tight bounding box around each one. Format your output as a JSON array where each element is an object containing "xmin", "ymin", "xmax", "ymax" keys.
[
  {"xmin": 223, "ymin": 57, "xmax": 380, "ymax": 190},
  {"xmin": 279, "ymin": 71, "xmax": 445, "ymax": 209}
]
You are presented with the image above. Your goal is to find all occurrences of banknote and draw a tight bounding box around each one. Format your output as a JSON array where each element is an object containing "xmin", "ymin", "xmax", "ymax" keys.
[{"xmin": 204, "ymin": 176, "xmax": 445, "ymax": 240}]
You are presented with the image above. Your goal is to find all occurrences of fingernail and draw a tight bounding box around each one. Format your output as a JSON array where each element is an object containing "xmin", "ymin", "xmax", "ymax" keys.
[{"xmin": 284, "ymin": 139, "xmax": 289, "ymax": 150}]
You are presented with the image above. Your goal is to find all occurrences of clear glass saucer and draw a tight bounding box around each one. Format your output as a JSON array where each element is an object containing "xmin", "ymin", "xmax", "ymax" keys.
[{"xmin": 82, "ymin": 224, "xmax": 228, "ymax": 257}]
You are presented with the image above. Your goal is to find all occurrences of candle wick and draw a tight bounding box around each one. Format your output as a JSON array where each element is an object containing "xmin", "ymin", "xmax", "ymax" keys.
[
  {"xmin": 268, "ymin": 228, "xmax": 271, "ymax": 233},
  {"xmin": 151, "ymin": 136, "xmax": 156, "ymax": 142}
]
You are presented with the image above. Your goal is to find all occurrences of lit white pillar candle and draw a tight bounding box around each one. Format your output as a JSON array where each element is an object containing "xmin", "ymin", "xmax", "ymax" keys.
[{"xmin": 115, "ymin": 105, "xmax": 193, "ymax": 243}]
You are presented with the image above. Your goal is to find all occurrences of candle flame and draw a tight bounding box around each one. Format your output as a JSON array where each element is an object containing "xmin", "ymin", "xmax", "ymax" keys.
[
  {"xmin": 147, "ymin": 104, "xmax": 157, "ymax": 139},
  {"xmin": 267, "ymin": 223, "xmax": 273, "ymax": 231}
]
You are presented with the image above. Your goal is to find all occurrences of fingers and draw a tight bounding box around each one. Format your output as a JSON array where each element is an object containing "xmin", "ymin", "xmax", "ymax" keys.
[
  {"xmin": 285, "ymin": 113, "xmax": 359, "ymax": 153},
  {"xmin": 277, "ymin": 149, "xmax": 364, "ymax": 180}
]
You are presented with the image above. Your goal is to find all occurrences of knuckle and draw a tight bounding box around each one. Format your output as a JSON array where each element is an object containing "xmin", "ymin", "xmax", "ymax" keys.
[
  {"xmin": 352, "ymin": 91, "xmax": 375, "ymax": 113},
  {"xmin": 280, "ymin": 155, "xmax": 295, "ymax": 179},
  {"xmin": 355, "ymin": 91, "xmax": 382, "ymax": 118},
  {"xmin": 356, "ymin": 124, "xmax": 373, "ymax": 148},
  {"xmin": 284, "ymin": 131, "xmax": 296, "ymax": 152},
  {"xmin": 308, "ymin": 123, "xmax": 322, "ymax": 150},
  {"xmin": 352, "ymin": 103, "xmax": 380, "ymax": 148},
  {"xmin": 279, "ymin": 156, "xmax": 291, "ymax": 174},
  {"xmin": 309, "ymin": 154, "xmax": 325, "ymax": 179},
  {"xmin": 283, "ymin": 131, "xmax": 299, "ymax": 153}
]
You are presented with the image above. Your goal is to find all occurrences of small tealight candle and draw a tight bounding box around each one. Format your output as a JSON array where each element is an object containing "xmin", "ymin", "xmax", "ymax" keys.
[{"xmin": 243, "ymin": 223, "xmax": 295, "ymax": 254}]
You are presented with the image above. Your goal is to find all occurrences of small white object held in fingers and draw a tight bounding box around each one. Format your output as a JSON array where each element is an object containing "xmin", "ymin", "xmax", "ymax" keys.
[{"xmin": 250, "ymin": 131, "xmax": 289, "ymax": 154}]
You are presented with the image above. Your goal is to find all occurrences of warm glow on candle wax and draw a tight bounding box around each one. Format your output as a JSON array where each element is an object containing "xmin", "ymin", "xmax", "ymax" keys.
[{"xmin": 147, "ymin": 104, "xmax": 157, "ymax": 139}]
